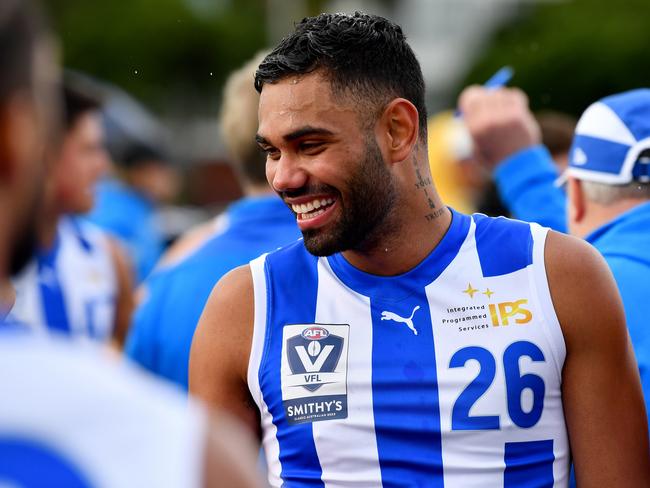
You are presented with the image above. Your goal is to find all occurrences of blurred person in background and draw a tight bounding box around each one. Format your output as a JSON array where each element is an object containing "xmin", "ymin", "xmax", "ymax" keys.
[
  {"xmin": 8, "ymin": 82, "xmax": 134, "ymax": 347},
  {"xmin": 460, "ymin": 85, "xmax": 650, "ymax": 413},
  {"xmin": 428, "ymin": 109, "xmax": 574, "ymax": 219},
  {"xmin": 89, "ymin": 142, "xmax": 179, "ymax": 284},
  {"xmin": 0, "ymin": 2, "xmax": 261, "ymax": 486},
  {"xmin": 475, "ymin": 110, "xmax": 576, "ymax": 219},
  {"xmin": 535, "ymin": 110, "xmax": 577, "ymax": 172},
  {"xmin": 126, "ymin": 52, "xmax": 300, "ymax": 389}
]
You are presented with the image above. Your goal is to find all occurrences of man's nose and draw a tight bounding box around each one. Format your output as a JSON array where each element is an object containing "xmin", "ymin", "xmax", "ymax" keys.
[{"xmin": 267, "ymin": 153, "xmax": 308, "ymax": 193}]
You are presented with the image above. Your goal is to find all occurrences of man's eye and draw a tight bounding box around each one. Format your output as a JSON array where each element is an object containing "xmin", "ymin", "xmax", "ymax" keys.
[
  {"xmin": 260, "ymin": 146, "xmax": 280, "ymax": 160},
  {"xmin": 300, "ymin": 142, "xmax": 325, "ymax": 154}
]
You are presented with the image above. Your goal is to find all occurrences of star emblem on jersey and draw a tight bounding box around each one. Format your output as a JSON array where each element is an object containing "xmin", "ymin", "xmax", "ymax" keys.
[
  {"xmin": 483, "ymin": 288, "xmax": 495, "ymax": 299},
  {"xmin": 380, "ymin": 305, "xmax": 420, "ymax": 335},
  {"xmin": 462, "ymin": 283, "xmax": 479, "ymax": 298},
  {"xmin": 281, "ymin": 324, "xmax": 349, "ymax": 425}
]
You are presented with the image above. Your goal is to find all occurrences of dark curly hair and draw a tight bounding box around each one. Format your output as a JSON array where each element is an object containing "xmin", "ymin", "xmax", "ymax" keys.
[{"xmin": 255, "ymin": 12, "xmax": 427, "ymax": 140}]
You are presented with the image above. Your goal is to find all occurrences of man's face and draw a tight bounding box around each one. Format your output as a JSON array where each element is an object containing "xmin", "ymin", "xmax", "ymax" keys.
[
  {"xmin": 53, "ymin": 111, "xmax": 109, "ymax": 214},
  {"xmin": 257, "ymin": 73, "xmax": 397, "ymax": 256}
]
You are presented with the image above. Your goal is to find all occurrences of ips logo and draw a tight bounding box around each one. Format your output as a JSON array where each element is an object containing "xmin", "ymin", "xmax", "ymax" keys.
[
  {"xmin": 281, "ymin": 324, "xmax": 349, "ymax": 425},
  {"xmin": 489, "ymin": 299, "xmax": 532, "ymax": 327}
]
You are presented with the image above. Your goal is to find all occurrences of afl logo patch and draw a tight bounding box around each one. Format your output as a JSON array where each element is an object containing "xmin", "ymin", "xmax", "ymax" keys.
[
  {"xmin": 281, "ymin": 323, "xmax": 350, "ymax": 425},
  {"xmin": 302, "ymin": 326, "xmax": 329, "ymax": 341}
]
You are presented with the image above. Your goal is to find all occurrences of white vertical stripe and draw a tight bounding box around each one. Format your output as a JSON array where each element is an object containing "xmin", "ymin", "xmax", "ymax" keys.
[
  {"xmin": 311, "ymin": 258, "xmax": 383, "ymax": 488},
  {"xmin": 248, "ymin": 254, "xmax": 282, "ymax": 487}
]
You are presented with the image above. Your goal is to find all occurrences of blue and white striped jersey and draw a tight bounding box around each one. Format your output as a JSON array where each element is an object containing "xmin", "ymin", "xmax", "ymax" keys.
[
  {"xmin": 9, "ymin": 216, "xmax": 117, "ymax": 342},
  {"xmin": 248, "ymin": 210, "xmax": 569, "ymax": 487}
]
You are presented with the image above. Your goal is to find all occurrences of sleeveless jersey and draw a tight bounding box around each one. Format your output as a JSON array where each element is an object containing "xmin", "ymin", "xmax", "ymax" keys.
[
  {"xmin": 0, "ymin": 333, "xmax": 206, "ymax": 487},
  {"xmin": 9, "ymin": 216, "xmax": 117, "ymax": 342},
  {"xmin": 248, "ymin": 211, "xmax": 569, "ymax": 488}
]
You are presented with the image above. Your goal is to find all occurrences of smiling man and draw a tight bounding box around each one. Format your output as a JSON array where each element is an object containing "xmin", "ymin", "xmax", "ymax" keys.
[{"xmin": 190, "ymin": 12, "xmax": 650, "ymax": 487}]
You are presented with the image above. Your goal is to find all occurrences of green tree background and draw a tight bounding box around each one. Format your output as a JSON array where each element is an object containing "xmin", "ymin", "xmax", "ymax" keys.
[
  {"xmin": 462, "ymin": 0, "xmax": 650, "ymax": 116},
  {"xmin": 46, "ymin": 0, "xmax": 268, "ymax": 115}
]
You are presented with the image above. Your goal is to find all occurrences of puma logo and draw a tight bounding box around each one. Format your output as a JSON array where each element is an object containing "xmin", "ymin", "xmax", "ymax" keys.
[{"xmin": 381, "ymin": 305, "xmax": 421, "ymax": 335}]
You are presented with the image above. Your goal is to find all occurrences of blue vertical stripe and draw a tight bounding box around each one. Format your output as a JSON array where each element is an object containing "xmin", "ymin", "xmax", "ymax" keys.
[
  {"xmin": 504, "ymin": 440, "xmax": 554, "ymax": 488},
  {"xmin": 261, "ymin": 241, "xmax": 324, "ymax": 487},
  {"xmin": 473, "ymin": 214, "xmax": 533, "ymax": 278},
  {"xmin": 37, "ymin": 239, "xmax": 70, "ymax": 334},
  {"xmin": 327, "ymin": 210, "xmax": 471, "ymax": 487},
  {"xmin": 370, "ymin": 293, "xmax": 444, "ymax": 487}
]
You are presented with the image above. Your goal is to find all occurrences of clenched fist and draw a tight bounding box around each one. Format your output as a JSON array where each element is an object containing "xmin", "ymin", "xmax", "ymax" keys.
[{"xmin": 458, "ymin": 86, "xmax": 541, "ymax": 169}]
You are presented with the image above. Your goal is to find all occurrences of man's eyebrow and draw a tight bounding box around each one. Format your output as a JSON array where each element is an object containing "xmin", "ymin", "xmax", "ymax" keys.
[
  {"xmin": 283, "ymin": 126, "xmax": 334, "ymax": 142},
  {"xmin": 256, "ymin": 127, "xmax": 335, "ymax": 146}
]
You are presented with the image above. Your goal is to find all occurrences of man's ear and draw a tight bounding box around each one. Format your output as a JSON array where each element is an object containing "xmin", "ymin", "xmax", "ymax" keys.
[
  {"xmin": 568, "ymin": 177, "xmax": 585, "ymax": 224},
  {"xmin": 377, "ymin": 98, "xmax": 419, "ymax": 164}
]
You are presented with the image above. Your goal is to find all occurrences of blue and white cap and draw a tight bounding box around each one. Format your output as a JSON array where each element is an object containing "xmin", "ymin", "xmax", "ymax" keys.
[{"xmin": 565, "ymin": 89, "xmax": 650, "ymax": 185}]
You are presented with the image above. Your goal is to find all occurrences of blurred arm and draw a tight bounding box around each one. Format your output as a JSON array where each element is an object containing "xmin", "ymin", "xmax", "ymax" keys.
[
  {"xmin": 107, "ymin": 237, "xmax": 135, "ymax": 348},
  {"xmin": 459, "ymin": 86, "xmax": 566, "ymax": 231},
  {"xmin": 203, "ymin": 410, "xmax": 263, "ymax": 488},
  {"xmin": 545, "ymin": 231, "xmax": 650, "ymax": 485},
  {"xmin": 493, "ymin": 146, "xmax": 567, "ymax": 231}
]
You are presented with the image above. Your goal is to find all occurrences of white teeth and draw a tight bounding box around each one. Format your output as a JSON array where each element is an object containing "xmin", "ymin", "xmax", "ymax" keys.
[
  {"xmin": 301, "ymin": 208, "xmax": 325, "ymax": 220},
  {"xmin": 291, "ymin": 198, "xmax": 335, "ymax": 216}
]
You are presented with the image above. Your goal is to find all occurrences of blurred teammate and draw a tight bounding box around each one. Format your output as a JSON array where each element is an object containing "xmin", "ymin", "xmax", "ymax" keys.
[
  {"xmin": 89, "ymin": 142, "xmax": 178, "ymax": 283},
  {"xmin": 127, "ymin": 52, "xmax": 300, "ymax": 389},
  {"xmin": 0, "ymin": 1, "xmax": 260, "ymax": 486},
  {"xmin": 460, "ymin": 85, "xmax": 650, "ymax": 414},
  {"xmin": 8, "ymin": 82, "xmax": 133, "ymax": 346},
  {"xmin": 190, "ymin": 12, "xmax": 649, "ymax": 487}
]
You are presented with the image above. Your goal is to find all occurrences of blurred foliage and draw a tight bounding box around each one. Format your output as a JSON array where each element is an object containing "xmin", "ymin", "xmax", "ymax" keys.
[
  {"xmin": 461, "ymin": 0, "xmax": 650, "ymax": 116},
  {"xmin": 45, "ymin": 0, "xmax": 268, "ymax": 115}
]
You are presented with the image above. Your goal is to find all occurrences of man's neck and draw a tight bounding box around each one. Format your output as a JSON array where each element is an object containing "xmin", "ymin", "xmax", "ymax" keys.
[
  {"xmin": 342, "ymin": 157, "xmax": 452, "ymax": 276},
  {"xmin": 577, "ymin": 197, "xmax": 649, "ymax": 238}
]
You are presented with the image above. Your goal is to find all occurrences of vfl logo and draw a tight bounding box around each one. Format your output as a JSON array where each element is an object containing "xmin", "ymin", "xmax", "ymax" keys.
[
  {"xmin": 287, "ymin": 326, "xmax": 343, "ymax": 392},
  {"xmin": 489, "ymin": 299, "xmax": 532, "ymax": 326},
  {"xmin": 381, "ymin": 305, "xmax": 420, "ymax": 335},
  {"xmin": 281, "ymin": 324, "xmax": 350, "ymax": 425}
]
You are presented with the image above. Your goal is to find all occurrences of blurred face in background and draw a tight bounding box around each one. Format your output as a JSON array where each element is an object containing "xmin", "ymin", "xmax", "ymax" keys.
[{"xmin": 52, "ymin": 110, "xmax": 109, "ymax": 214}]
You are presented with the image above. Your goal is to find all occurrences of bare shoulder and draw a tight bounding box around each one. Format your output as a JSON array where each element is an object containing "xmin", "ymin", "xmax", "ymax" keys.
[
  {"xmin": 543, "ymin": 230, "xmax": 626, "ymax": 345},
  {"xmin": 189, "ymin": 264, "xmax": 260, "ymax": 432},
  {"xmin": 192, "ymin": 264, "xmax": 254, "ymax": 382}
]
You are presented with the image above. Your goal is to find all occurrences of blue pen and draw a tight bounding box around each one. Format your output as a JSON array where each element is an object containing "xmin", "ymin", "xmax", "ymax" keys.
[
  {"xmin": 455, "ymin": 66, "xmax": 514, "ymax": 116},
  {"xmin": 483, "ymin": 66, "xmax": 513, "ymax": 89}
]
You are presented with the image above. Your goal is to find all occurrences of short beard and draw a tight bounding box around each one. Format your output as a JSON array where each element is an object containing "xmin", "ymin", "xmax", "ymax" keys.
[{"xmin": 302, "ymin": 136, "xmax": 398, "ymax": 256}]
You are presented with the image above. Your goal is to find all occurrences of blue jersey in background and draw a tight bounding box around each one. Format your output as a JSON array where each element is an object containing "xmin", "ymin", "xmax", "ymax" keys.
[{"xmin": 126, "ymin": 195, "xmax": 300, "ymax": 389}]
